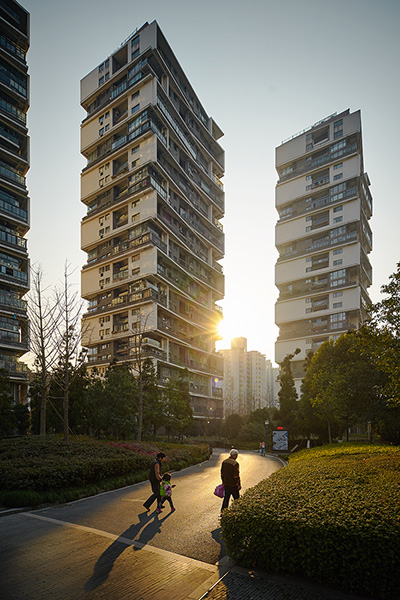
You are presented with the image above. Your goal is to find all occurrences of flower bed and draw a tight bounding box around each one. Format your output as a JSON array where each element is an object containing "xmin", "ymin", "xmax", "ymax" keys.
[{"xmin": 220, "ymin": 443, "xmax": 400, "ymax": 599}]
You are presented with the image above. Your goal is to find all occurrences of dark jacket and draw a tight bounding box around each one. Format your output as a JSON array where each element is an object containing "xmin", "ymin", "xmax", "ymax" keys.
[
  {"xmin": 221, "ymin": 457, "xmax": 241, "ymax": 488},
  {"xmin": 149, "ymin": 458, "xmax": 161, "ymax": 484}
]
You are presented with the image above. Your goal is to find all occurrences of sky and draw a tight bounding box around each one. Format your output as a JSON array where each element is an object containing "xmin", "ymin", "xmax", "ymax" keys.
[{"xmin": 22, "ymin": 0, "xmax": 400, "ymax": 365}]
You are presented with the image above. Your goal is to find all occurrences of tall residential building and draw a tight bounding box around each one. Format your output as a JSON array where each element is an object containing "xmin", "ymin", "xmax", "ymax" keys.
[
  {"xmin": 275, "ymin": 109, "xmax": 372, "ymax": 393},
  {"xmin": 80, "ymin": 21, "xmax": 225, "ymax": 423},
  {"xmin": 0, "ymin": 0, "xmax": 30, "ymax": 402},
  {"xmin": 221, "ymin": 337, "xmax": 270, "ymax": 416},
  {"xmin": 247, "ymin": 350, "xmax": 267, "ymax": 412}
]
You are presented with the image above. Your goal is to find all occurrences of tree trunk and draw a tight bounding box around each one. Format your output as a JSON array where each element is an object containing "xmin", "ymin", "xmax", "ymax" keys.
[
  {"xmin": 40, "ymin": 382, "xmax": 46, "ymax": 436},
  {"xmin": 327, "ymin": 420, "xmax": 332, "ymax": 444},
  {"xmin": 137, "ymin": 371, "xmax": 143, "ymax": 442}
]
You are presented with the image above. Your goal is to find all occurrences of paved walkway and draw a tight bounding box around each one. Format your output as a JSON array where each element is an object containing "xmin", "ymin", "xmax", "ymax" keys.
[{"xmin": 1, "ymin": 507, "xmax": 374, "ymax": 600}]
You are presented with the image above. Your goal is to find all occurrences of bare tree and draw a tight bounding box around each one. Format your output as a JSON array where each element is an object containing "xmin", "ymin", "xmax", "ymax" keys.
[
  {"xmin": 128, "ymin": 310, "xmax": 154, "ymax": 442},
  {"xmin": 28, "ymin": 265, "xmax": 61, "ymax": 436},
  {"xmin": 53, "ymin": 262, "xmax": 88, "ymax": 442}
]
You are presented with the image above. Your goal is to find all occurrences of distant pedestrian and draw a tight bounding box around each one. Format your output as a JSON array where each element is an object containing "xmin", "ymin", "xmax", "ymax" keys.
[
  {"xmin": 143, "ymin": 452, "xmax": 167, "ymax": 513},
  {"xmin": 220, "ymin": 448, "xmax": 241, "ymax": 511},
  {"xmin": 260, "ymin": 441, "xmax": 266, "ymax": 456},
  {"xmin": 160, "ymin": 472, "xmax": 176, "ymax": 512}
]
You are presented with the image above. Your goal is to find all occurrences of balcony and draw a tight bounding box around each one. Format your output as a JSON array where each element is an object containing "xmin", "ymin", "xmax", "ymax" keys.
[
  {"xmin": 0, "ymin": 228, "xmax": 27, "ymax": 251},
  {"xmin": 0, "ymin": 96, "xmax": 26, "ymax": 125},
  {"xmin": 0, "ymin": 190, "xmax": 27, "ymax": 222},
  {"xmin": 0, "ymin": 291, "xmax": 27, "ymax": 313},
  {"xmin": 0, "ymin": 355, "xmax": 27, "ymax": 378},
  {"xmin": 0, "ymin": 161, "xmax": 25, "ymax": 187}
]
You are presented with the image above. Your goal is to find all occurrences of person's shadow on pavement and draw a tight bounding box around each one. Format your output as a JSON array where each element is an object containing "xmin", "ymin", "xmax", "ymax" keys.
[{"xmin": 84, "ymin": 510, "xmax": 170, "ymax": 591}]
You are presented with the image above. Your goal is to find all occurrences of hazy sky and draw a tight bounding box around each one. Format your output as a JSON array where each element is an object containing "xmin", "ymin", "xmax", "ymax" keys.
[{"xmin": 22, "ymin": 0, "xmax": 400, "ymax": 364}]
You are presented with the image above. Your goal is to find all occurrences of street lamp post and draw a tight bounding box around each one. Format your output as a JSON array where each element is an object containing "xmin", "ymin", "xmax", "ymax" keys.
[{"xmin": 264, "ymin": 420, "xmax": 270, "ymax": 452}]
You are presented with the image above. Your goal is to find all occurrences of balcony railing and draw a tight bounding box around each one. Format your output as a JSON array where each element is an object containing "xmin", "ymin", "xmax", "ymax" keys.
[
  {"xmin": 0, "ymin": 356, "xmax": 27, "ymax": 377},
  {"xmin": 0, "ymin": 161, "xmax": 25, "ymax": 186},
  {"xmin": 0, "ymin": 292, "xmax": 27, "ymax": 312},
  {"xmin": 0, "ymin": 97, "xmax": 26, "ymax": 125},
  {"xmin": 0, "ymin": 191, "xmax": 27, "ymax": 221},
  {"xmin": 0, "ymin": 229, "xmax": 27, "ymax": 250}
]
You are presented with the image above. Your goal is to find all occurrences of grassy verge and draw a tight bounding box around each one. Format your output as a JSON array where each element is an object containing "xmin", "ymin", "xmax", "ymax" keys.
[
  {"xmin": 220, "ymin": 443, "xmax": 400, "ymax": 600},
  {"xmin": 0, "ymin": 436, "xmax": 211, "ymax": 508}
]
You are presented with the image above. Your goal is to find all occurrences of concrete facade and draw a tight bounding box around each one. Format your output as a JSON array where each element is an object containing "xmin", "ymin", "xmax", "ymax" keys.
[
  {"xmin": 275, "ymin": 110, "xmax": 372, "ymax": 392},
  {"xmin": 80, "ymin": 21, "xmax": 224, "ymax": 422}
]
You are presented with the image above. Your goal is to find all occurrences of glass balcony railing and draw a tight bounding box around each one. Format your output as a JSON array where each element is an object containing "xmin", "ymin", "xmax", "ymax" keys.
[
  {"xmin": 0, "ymin": 97, "xmax": 26, "ymax": 124},
  {"xmin": 0, "ymin": 190, "xmax": 27, "ymax": 221},
  {"xmin": 0, "ymin": 292, "xmax": 27, "ymax": 312},
  {"xmin": 0, "ymin": 161, "xmax": 25, "ymax": 186},
  {"xmin": 0, "ymin": 228, "xmax": 27, "ymax": 249}
]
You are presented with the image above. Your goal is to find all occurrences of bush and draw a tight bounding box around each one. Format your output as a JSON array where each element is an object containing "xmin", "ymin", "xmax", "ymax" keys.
[
  {"xmin": 0, "ymin": 436, "xmax": 211, "ymax": 507},
  {"xmin": 220, "ymin": 443, "xmax": 400, "ymax": 599}
]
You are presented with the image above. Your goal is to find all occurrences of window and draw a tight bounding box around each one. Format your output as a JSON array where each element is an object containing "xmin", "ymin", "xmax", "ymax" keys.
[
  {"xmin": 333, "ymin": 302, "xmax": 342, "ymax": 308},
  {"xmin": 105, "ymin": 59, "xmax": 109, "ymax": 68},
  {"xmin": 131, "ymin": 145, "xmax": 140, "ymax": 154},
  {"xmin": 333, "ymin": 291, "xmax": 343, "ymax": 297},
  {"xmin": 99, "ymin": 76, "xmax": 104, "ymax": 86},
  {"xmin": 105, "ymin": 72, "xmax": 109, "ymax": 81},
  {"xmin": 105, "ymin": 124, "xmax": 109, "ymax": 132},
  {"xmin": 306, "ymin": 308, "xmax": 312, "ymax": 313},
  {"xmin": 132, "ymin": 254, "xmax": 140, "ymax": 262},
  {"xmin": 99, "ymin": 128, "xmax": 104, "ymax": 136},
  {"xmin": 306, "ymin": 144, "xmax": 312, "ymax": 151},
  {"xmin": 131, "ymin": 160, "xmax": 137, "ymax": 169},
  {"xmin": 99, "ymin": 63, "xmax": 104, "ymax": 73},
  {"xmin": 105, "ymin": 111, "xmax": 109, "ymax": 118},
  {"xmin": 131, "ymin": 199, "xmax": 140, "ymax": 208},
  {"xmin": 131, "ymin": 35, "xmax": 139, "ymax": 46},
  {"xmin": 333, "ymin": 248, "xmax": 342, "ymax": 255},
  {"xmin": 333, "ymin": 205, "xmax": 343, "ymax": 213},
  {"xmin": 99, "ymin": 116, "xmax": 104, "ymax": 125},
  {"xmin": 306, "ymin": 175, "xmax": 312, "ymax": 180},
  {"xmin": 132, "ymin": 212, "xmax": 140, "ymax": 222},
  {"xmin": 131, "ymin": 91, "xmax": 140, "ymax": 100},
  {"xmin": 334, "ymin": 216, "xmax": 343, "ymax": 223},
  {"xmin": 306, "ymin": 226, "xmax": 312, "ymax": 232},
  {"xmin": 131, "ymin": 49, "xmax": 139, "ymax": 60},
  {"xmin": 306, "ymin": 298, "xmax": 312, "ymax": 303},
  {"xmin": 131, "ymin": 103, "xmax": 140, "ymax": 115},
  {"xmin": 333, "ymin": 162, "xmax": 343, "ymax": 170},
  {"xmin": 99, "ymin": 167, "xmax": 104, "ymax": 176},
  {"xmin": 132, "ymin": 267, "xmax": 140, "ymax": 276},
  {"xmin": 333, "ymin": 259, "xmax": 343, "ymax": 266},
  {"xmin": 334, "ymin": 173, "xmax": 343, "ymax": 181}
]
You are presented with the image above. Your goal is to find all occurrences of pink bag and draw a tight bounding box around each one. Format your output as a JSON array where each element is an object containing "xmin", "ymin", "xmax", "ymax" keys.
[{"xmin": 214, "ymin": 483, "xmax": 224, "ymax": 498}]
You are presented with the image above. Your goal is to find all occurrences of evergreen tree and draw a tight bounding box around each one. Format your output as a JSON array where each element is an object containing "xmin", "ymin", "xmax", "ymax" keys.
[{"xmin": 277, "ymin": 349, "xmax": 300, "ymax": 436}]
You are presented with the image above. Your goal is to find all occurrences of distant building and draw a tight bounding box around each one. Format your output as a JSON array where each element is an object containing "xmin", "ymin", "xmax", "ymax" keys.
[
  {"xmin": 0, "ymin": 0, "xmax": 30, "ymax": 402},
  {"xmin": 221, "ymin": 337, "xmax": 274, "ymax": 416},
  {"xmin": 275, "ymin": 110, "xmax": 372, "ymax": 393},
  {"xmin": 79, "ymin": 21, "xmax": 224, "ymax": 423}
]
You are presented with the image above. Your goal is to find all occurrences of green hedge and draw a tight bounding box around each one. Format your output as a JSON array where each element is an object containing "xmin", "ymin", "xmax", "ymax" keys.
[
  {"xmin": 220, "ymin": 443, "xmax": 400, "ymax": 599},
  {"xmin": 0, "ymin": 436, "xmax": 211, "ymax": 507}
]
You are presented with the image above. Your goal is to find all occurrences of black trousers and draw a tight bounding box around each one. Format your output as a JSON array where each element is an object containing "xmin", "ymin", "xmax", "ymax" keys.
[
  {"xmin": 143, "ymin": 481, "xmax": 161, "ymax": 509},
  {"xmin": 221, "ymin": 485, "xmax": 239, "ymax": 510},
  {"xmin": 160, "ymin": 495, "xmax": 175, "ymax": 510}
]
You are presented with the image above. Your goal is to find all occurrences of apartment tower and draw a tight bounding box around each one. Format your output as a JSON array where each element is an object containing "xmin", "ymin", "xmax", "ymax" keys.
[
  {"xmin": 275, "ymin": 110, "xmax": 372, "ymax": 392},
  {"xmin": 0, "ymin": 0, "xmax": 30, "ymax": 402},
  {"xmin": 221, "ymin": 337, "xmax": 270, "ymax": 416},
  {"xmin": 80, "ymin": 21, "xmax": 225, "ymax": 422}
]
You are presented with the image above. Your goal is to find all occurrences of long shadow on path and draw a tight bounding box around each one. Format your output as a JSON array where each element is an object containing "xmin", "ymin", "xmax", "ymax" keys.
[{"xmin": 84, "ymin": 510, "xmax": 172, "ymax": 592}]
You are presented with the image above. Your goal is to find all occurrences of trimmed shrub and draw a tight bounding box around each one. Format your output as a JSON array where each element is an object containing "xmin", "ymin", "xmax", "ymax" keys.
[
  {"xmin": 220, "ymin": 443, "xmax": 400, "ymax": 599},
  {"xmin": 0, "ymin": 436, "xmax": 211, "ymax": 507}
]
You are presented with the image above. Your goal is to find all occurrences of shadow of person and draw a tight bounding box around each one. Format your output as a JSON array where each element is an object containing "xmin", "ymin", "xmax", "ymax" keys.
[
  {"xmin": 84, "ymin": 510, "xmax": 161, "ymax": 592},
  {"xmin": 133, "ymin": 511, "xmax": 172, "ymax": 551}
]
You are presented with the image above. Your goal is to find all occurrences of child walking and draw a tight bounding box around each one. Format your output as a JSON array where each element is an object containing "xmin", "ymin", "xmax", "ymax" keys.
[{"xmin": 159, "ymin": 472, "xmax": 176, "ymax": 512}]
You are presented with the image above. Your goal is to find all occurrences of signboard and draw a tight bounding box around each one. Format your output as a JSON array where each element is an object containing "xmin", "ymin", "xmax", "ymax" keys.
[{"xmin": 272, "ymin": 429, "xmax": 288, "ymax": 451}]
